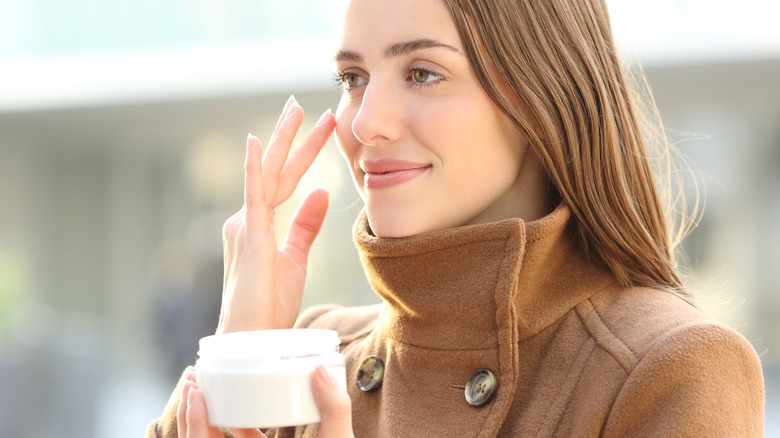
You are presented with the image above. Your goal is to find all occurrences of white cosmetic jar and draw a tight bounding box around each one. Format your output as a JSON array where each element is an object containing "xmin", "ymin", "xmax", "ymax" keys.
[{"xmin": 195, "ymin": 329, "xmax": 346, "ymax": 429}]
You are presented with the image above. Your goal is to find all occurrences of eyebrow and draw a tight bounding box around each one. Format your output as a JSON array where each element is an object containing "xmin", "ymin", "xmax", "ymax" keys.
[{"xmin": 333, "ymin": 38, "xmax": 462, "ymax": 63}]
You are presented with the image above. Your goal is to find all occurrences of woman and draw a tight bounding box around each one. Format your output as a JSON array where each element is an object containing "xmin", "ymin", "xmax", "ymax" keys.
[{"xmin": 148, "ymin": 0, "xmax": 765, "ymax": 436}]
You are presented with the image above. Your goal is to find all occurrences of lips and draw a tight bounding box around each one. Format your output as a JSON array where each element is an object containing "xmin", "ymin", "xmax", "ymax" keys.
[{"xmin": 360, "ymin": 159, "xmax": 431, "ymax": 190}]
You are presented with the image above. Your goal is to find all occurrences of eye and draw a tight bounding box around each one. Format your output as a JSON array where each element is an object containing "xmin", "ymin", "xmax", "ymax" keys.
[
  {"xmin": 408, "ymin": 68, "xmax": 444, "ymax": 87},
  {"xmin": 335, "ymin": 72, "xmax": 368, "ymax": 91}
]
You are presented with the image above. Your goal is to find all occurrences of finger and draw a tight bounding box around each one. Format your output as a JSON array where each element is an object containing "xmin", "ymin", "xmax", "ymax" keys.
[
  {"xmin": 218, "ymin": 207, "xmax": 245, "ymax": 333},
  {"xmin": 271, "ymin": 95, "xmax": 297, "ymax": 140},
  {"xmin": 312, "ymin": 365, "xmax": 353, "ymax": 438},
  {"xmin": 275, "ymin": 109, "xmax": 336, "ymax": 206},
  {"xmin": 281, "ymin": 187, "xmax": 330, "ymax": 266},
  {"xmin": 186, "ymin": 387, "xmax": 223, "ymax": 438},
  {"xmin": 244, "ymin": 134, "xmax": 270, "ymax": 232},
  {"xmin": 178, "ymin": 380, "xmax": 195, "ymax": 437},
  {"xmin": 263, "ymin": 102, "xmax": 304, "ymax": 200}
]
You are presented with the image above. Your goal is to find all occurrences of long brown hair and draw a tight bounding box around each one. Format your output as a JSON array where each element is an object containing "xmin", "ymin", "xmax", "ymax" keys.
[{"xmin": 444, "ymin": 0, "xmax": 696, "ymax": 297}]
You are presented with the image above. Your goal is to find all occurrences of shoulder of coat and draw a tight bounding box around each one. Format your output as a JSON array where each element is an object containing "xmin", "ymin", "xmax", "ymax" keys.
[
  {"xmin": 295, "ymin": 303, "xmax": 382, "ymax": 346},
  {"xmin": 574, "ymin": 286, "xmax": 747, "ymax": 371}
]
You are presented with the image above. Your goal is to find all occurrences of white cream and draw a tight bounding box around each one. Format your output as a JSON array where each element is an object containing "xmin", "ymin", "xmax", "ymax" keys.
[{"xmin": 195, "ymin": 329, "xmax": 346, "ymax": 429}]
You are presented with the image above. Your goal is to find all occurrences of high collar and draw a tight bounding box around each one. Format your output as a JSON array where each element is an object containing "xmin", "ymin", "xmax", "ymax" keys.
[{"xmin": 353, "ymin": 204, "xmax": 616, "ymax": 351}]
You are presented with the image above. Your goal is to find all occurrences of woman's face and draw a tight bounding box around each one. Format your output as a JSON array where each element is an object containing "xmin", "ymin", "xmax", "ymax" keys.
[{"xmin": 334, "ymin": 0, "xmax": 546, "ymax": 237}]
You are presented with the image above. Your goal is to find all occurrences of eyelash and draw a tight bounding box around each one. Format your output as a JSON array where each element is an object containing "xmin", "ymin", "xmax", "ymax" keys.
[
  {"xmin": 333, "ymin": 67, "xmax": 445, "ymax": 92},
  {"xmin": 406, "ymin": 67, "xmax": 445, "ymax": 89}
]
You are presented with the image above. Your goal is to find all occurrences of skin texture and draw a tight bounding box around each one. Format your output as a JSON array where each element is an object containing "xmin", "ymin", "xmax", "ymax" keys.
[{"xmin": 334, "ymin": 0, "xmax": 553, "ymax": 238}]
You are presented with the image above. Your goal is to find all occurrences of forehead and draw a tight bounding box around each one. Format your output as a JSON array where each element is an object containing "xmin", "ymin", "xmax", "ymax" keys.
[{"xmin": 339, "ymin": 0, "xmax": 462, "ymax": 52}]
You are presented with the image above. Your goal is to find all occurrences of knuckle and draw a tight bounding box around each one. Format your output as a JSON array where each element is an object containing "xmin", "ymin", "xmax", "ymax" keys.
[
  {"xmin": 244, "ymin": 192, "xmax": 257, "ymax": 208},
  {"xmin": 222, "ymin": 218, "xmax": 234, "ymax": 235},
  {"xmin": 222, "ymin": 212, "xmax": 242, "ymax": 237}
]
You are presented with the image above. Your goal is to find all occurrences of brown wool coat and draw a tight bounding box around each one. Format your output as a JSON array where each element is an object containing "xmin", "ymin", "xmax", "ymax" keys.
[{"xmin": 147, "ymin": 205, "xmax": 765, "ymax": 437}]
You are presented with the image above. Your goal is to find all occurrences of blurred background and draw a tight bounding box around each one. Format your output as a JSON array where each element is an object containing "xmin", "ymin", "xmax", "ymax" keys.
[{"xmin": 0, "ymin": 0, "xmax": 778, "ymax": 436}]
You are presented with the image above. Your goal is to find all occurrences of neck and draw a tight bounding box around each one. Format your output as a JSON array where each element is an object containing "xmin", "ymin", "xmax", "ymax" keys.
[{"xmin": 466, "ymin": 148, "xmax": 557, "ymax": 227}]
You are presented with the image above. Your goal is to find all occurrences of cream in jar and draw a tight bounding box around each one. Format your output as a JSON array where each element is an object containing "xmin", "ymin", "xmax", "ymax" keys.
[{"xmin": 195, "ymin": 329, "xmax": 346, "ymax": 428}]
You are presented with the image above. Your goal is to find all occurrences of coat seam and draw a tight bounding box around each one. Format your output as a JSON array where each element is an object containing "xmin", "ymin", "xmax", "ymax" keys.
[
  {"xmin": 575, "ymin": 299, "xmax": 639, "ymax": 375},
  {"xmin": 382, "ymin": 334, "xmax": 499, "ymax": 352},
  {"xmin": 533, "ymin": 337, "xmax": 598, "ymax": 436},
  {"xmin": 588, "ymin": 299, "xmax": 640, "ymax": 361}
]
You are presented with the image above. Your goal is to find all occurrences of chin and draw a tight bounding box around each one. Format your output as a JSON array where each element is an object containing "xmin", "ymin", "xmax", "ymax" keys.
[
  {"xmin": 366, "ymin": 208, "xmax": 430, "ymax": 238},
  {"xmin": 366, "ymin": 204, "xmax": 460, "ymax": 238},
  {"xmin": 366, "ymin": 215, "xmax": 414, "ymax": 238}
]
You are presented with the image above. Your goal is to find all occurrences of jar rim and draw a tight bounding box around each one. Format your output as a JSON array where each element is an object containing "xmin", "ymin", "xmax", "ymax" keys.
[{"xmin": 197, "ymin": 329, "xmax": 341, "ymax": 360}]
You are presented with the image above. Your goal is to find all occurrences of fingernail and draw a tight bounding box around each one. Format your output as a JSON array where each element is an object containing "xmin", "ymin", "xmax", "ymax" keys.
[
  {"xmin": 315, "ymin": 108, "xmax": 333, "ymax": 127},
  {"xmin": 181, "ymin": 381, "xmax": 193, "ymax": 404},
  {"xmin": 188, "ymin": 386, "xmax": 198, "ymax": 405},
  {"xmin": 284, "ymin": 100, "xmax": 302, "ymax": 122},
  {"xmin": 281, "ymin": 95, "xmax": 294, "ymax": 112},
  {"xmin": 247, "ymin": 133, "xmax": 261, "ymax": 149}
]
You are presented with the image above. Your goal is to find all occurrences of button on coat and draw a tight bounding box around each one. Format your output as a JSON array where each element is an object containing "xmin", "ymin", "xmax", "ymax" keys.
[
  {"xmin": 465, "ymin": 369, "xmax": 497, "ymax": 407},
  {"xmin": 356, "ymin": 355, "xmax": 385, "ymax": 392}
]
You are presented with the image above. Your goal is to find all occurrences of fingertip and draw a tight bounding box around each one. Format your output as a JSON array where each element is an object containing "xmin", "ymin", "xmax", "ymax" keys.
[
  {"xmin": 178, "ymin": 379, "xmax": 194, "ymax": 433},
  {"xmin": 182, "ymin": 380, "xmax": 194, "ymax": 401},
  {"xmin": 246, "ymin": 132, "xmax": 261, "ymax": 153},
  {"xmin": 306, "ymin": 186, "xmax": 331, "ymax": 216},
  {"xmin": 186, "ymin": 386, "xmax": 207, "ymax": 425},
  {"xmin": 315, "ymin": 108, "xmax": 335, "ymax": 129},
  {"xmin": 314, "ymin": 364, "xmax": 336, "ymax": 387},
  {"xmin": 312, "ymin": 365, "xmax": 353, "ymax": 436},
  {"xmin": 312, "ymin": 185, "xmax": 331, "ymax": 198},
  {"xmin": 287, "ymin": 99, "xmax": 303, "ymax": 118}
]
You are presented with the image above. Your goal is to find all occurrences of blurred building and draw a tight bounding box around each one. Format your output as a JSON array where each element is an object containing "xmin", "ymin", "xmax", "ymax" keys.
[{"xmin": 0, "ymin": 1, "xmax": 778, "ymax": 436}]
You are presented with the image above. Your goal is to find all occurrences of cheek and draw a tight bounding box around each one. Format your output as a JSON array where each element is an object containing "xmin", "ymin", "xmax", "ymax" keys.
[
  {"xmin": 334, "ymin": 104, "xmax": 359, "ymax": 161},
  {"xmin": 334, "ymin": 103, "xmax": 364, "ymax": 192},
  {"xmin": 407, "ymin": 97, "xmax": 486, "ymax": 166},
  {"xmin": 405, "ymin": 102, "xmax": 453, "ymax": 154}
]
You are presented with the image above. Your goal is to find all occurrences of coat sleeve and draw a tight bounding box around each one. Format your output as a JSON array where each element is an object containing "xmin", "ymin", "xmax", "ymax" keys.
[{"xmin": 603, "ymin": 322, "xmax": 765, "ymax": 437}]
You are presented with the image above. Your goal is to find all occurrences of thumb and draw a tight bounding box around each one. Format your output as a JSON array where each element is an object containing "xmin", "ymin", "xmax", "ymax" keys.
[
  {"xmin": 312, "ymin": 365, "xmax": 353, "ymax": 438},
  {"xmin": 184, "ymin": 387, "xmax": 224, "ymax": 438},
  {"xmin": 281, "ymin": 187, "xmax": 330, "ymax": 265}
]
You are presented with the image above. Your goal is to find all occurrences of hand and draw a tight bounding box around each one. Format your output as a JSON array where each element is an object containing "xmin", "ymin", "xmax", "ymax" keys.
[
  {"xmin": 218, "ymin": 97, "xmax": 336, "ymax": 334},
  {"xmin": 177, "ymin": 367, "xmax": 354, "ymax": 438}
]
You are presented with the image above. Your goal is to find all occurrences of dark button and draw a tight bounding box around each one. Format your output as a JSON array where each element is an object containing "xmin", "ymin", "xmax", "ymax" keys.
[
  {"xmin": 465, "ymin": 369, "xmax": 497, "ymax": 407},
  {"xmin": 356, "ymin": 355, "xmax": 385, "ymax": 392}
]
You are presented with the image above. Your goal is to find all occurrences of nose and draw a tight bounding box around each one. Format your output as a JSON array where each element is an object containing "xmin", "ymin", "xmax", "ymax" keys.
[{"xmin": 351, "ymin": 80, "xmax": 402, "ymax": 146}]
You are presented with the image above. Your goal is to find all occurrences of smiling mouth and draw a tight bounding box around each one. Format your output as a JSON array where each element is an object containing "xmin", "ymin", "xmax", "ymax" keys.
[{"xmin": 361, "ymin": 159, "xmax": 432, "ymax": 190}]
